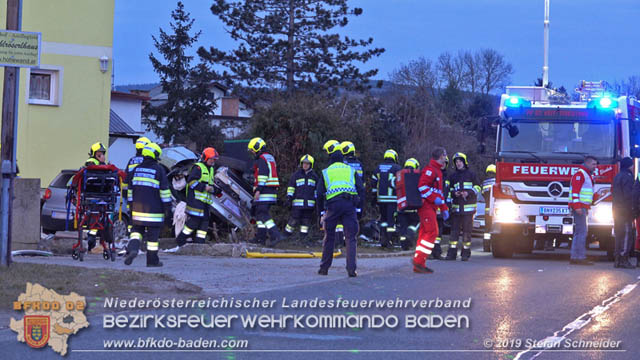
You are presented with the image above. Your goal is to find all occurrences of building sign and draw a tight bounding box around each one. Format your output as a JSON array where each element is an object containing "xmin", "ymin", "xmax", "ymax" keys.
[{"xmin": 0, "ymin": 30, "xmax": 41, "ymax": 68}]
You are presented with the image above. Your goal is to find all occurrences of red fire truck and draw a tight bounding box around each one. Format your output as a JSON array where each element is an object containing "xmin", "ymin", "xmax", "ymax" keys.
[{"xmin": 490, "ymin": 82, "xmax": 640, "ymax": 258}]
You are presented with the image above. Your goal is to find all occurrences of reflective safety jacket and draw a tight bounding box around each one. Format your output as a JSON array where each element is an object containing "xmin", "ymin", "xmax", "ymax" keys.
[
  {"xmin": 186, "ymin": 162, "xmax": 214, "ymax": 217},
  {"xmin": 85, "ymin": 158, "xmax": 104, "ymax": 166},
  {"xmin": 126, "ymin": 157, "xmax": 171, "ymax": 227},
  {"xmin": 418, "ymin": 159, "xmax": 448, "ymax": 212},
  {"xmin": 569, "ymin": 168, "xmax": 595, "ymax": 210},
  {"xmin": 287, "ymin": 168, "xmax": 319, "ymax": 210},
  {"xmin": 317, "ymin": 161, "xmax": 364, "ymax": 211},
  {"xmin": 372, "ymin": 159, "xmax": 402, "ymax": 203},
  {"xmin": 481, "ymin": 177, "xmax": 495, "ymax": 212},
  {"xmin": 447, "ymin": 167, "xmax": 480, "ymax": 214},
  {"xmin": 122, "ymin": 153, "xmax": 144, "ymax": 204},
  {"xmin": 253, "ymin": 152, "xmax": 279, "ymax": 203}
]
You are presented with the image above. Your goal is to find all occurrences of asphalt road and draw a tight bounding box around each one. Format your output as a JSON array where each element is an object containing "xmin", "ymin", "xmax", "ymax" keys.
[{"xmin": 3, "ymin": 244, "xmax": 640, "ymax": 360}]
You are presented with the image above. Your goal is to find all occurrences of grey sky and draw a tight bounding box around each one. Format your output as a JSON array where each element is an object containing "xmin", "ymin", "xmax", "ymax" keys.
[{"xmin": 114, "ymin": 0, "xmax": 640, "ymax": 90}]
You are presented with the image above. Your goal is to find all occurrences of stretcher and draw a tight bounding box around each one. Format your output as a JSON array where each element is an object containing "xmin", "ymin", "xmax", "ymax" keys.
[{"xmin": 65, "ymin": 164, "xmax": 125, "ymax": 261}]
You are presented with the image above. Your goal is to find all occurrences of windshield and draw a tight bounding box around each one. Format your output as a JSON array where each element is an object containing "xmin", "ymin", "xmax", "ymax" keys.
[{"xmin": 500, "ymin": 120, "xmax": 615, "ymax": 158}]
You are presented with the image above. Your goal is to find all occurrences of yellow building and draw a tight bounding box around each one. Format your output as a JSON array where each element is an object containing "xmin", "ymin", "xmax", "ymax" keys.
[{"xmin": 0, "ymin": 0, "xmax": 114, "ymax": 186}]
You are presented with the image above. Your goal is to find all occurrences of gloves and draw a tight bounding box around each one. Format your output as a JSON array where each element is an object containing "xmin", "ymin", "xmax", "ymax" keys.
[
  {"xmin": 434, "ymin": 197, "xmax": 444, "ymax": 206},
  {"xmin": 442, "ymin": 210, "xmax": 450, "ymax": 221}
]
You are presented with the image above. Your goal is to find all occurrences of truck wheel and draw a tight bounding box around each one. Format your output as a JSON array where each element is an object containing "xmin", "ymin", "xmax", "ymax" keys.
[
  {"xmin": 492, "ymin": 233, "xmax": 514, "ymax": 258},
  {"xmin": 482, "ymin": 238, "xmax": 491, "ymax": 252}
]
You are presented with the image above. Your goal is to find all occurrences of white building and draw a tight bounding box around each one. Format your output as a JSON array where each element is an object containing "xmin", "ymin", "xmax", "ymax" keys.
[{"xmin": 108, "ymin": 91, "xmax": 148, "ymax": 169}]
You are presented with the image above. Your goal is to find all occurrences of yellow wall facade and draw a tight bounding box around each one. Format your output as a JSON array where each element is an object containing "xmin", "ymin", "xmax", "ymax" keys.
[{"xmin": 0, "ymin": 0, "xmax": 114, "ymax": 185}]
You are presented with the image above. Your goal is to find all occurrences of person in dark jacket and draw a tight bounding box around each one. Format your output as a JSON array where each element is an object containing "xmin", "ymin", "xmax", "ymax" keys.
[
  {"xmin": 372, "ymin": 149, "xmax": 402, "ymax": 248},
  {"xmin": 446, "ymin": 152, "xmax": 481, "ymax": 261},
  {"xmin": 613, "ymin": 157, "xmax": 635, "ymax": 268},
  {"xmin": 397, "ymin": 158, "xmax": 421, "ymax": 251},
  {"xmin": 284, "ymin": 154, "xmax": 319, "ymax": 244},
  {"xmin": 124, "ymin": 143, "xmax": 171, "ymax": 267}
]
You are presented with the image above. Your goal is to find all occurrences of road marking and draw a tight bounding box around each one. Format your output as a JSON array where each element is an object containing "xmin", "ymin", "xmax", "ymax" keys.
[{"xmin": 514, "ymin": 277, "xmax": 639, "ymax": 360}]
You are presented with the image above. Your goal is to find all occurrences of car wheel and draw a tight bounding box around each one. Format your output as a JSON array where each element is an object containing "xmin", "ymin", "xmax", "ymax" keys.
[{"xmin": 112, "ymin": 216, "xmax": 129, "ymax": 242}]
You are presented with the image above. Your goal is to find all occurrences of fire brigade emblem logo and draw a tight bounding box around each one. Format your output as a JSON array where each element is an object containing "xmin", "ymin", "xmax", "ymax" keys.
[
  {"xmin": 24, "ymin": 315, "xmax": 50, "ymax": 348},
  {"xmin": 547, "ymin": 182, "xmax": 563, "ymax": 199}
]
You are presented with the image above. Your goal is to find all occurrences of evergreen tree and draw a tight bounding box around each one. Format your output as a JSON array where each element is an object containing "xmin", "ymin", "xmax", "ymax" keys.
[
  {"xmin": 199, "ymin": 0, "xmax": 384, "ymax": 92},
  {"xmin": 144, "ymin": 2, "xmax": 223, "ymax": 148}
]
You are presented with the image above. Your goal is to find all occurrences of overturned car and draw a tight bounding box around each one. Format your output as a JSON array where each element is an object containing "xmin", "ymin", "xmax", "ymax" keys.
[{"xmin": 160, "ymin": 146, "xmax": 254, "ymax": 237}]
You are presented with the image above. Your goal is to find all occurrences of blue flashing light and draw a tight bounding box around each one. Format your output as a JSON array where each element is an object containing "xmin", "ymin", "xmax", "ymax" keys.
[
  {"xmin": 504, "ymin": 95, "xmax": 531, "ymax": 108},
  {"xmin": 599, "ymin": 97, "xmax": 612, "ymax": 108}
]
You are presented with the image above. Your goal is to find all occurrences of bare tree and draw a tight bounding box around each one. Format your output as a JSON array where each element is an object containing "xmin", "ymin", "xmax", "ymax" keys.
[
  {"xmin": 478, "ymin": 48, "xmax": 513, "ymax": 94},
  {"xmin": 617, "ymin": 75, "xmax": 640, "ymax": 98},
  {"xmin": 461, "ymin": 50, "xmax": 481, "ymax": 94},
  {"xmin": 389, "ymin": 57, "xmax": 439, "ymax": 99},
  {"xmin": 437, "ymin": 51, "xmax": 466, "ymax": 90}
]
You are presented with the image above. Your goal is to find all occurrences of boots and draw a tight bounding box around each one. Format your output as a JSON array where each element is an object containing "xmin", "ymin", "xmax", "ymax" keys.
[
  {"xmin": 146, "ymin": 250, "xmax": 163, "ymax": 267},
  {"xmin": 614, "ymin": 255, "xmax": 620, "ymax": 268},
  {"xmin": 267, "ymin": 227, "xmax": 283, "ymax": 248},
  {"xmin": 430, "ymin": 243, "xmax": 443, "ymax": 260},
  {"xmin": 445, "ymin": 245, "xmax": 457, "ymax": 260},
  {"xmin": 461, "ymin": 248, "xmax": 471, "ymax": 261},
  {"xmin": 124, "ymin": 238, "xmax": 140, "ymax": 266}
]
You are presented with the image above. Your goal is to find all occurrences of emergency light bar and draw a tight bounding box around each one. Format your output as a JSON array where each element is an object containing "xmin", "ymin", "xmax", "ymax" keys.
[
  {"xmin": 587, "ymin": 96, "xmax": 618, "ymax": 110},
  {"xmin": 505, "ymin": 95, "xmax": 532, "ymax": 108}
]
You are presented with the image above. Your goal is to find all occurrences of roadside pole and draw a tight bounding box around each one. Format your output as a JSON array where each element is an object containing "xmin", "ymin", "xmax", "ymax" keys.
[{"xmin": 0, "ymin": 0, "xmax": 22, "ymax": 267}]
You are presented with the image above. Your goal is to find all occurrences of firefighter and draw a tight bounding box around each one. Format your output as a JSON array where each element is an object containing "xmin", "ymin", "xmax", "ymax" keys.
[
  {"xmin": 317, "ymin": 141, "xmax": 364, "ymax": 277},
  {"xmin": 175, "ymin": 147, "xmax": 221, "ymax": 246},
  {"xmin": 341, "ymin": 141, "xmax": 364, "ymax": 219},
  {"xmin": 85, "ymin": 142, "xmax": 107, "ymax": 252},
  {"xmin": 569, "ymin": 155, "xmax": 598, "ymax": 265},
  {"xmin": 284, "ymin": 154, "xmax": 319, "ymax": 244},
  {"xmin": 412, "ymin": 147, "xmax": 449, "ymax": 273},
  {"xmin": 248, "ymin": 137, "xmax": 283, "ymax": 247},
  {"xmin": 397, "ymin": 158, "xmax": 421, "ymax": 251},
  {"xmin": 432, "ymin": 155, "xmax": 450, "ymax": 260},
  {"xmin": 372, "ymin": 149, "xmax": 402, "ymax": 248},
  {"xmin": 612, "ymin": 157, "xmax": 635, "ymax": 269},
  {"xmin": 124, "ymin": 143, "xmax": 171, "ymax": 267},
  {"xmin": 482, "ymin": 164, "xmax": 496, "ymax": 251},
  {"xmin": 446, "ymin": 152, "xmax": 481, "ymax": 261},
  {"xmin": 123, "ymin": 137, "xmax": 151, "ymax": 233}
]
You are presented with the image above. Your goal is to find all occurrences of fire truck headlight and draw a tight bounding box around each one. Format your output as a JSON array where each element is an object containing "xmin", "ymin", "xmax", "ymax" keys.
[
  {"xmin": 592, "ymin": 205, "xmax": 613, "ymax": 225},
  {"xmin": 495, "ymin": 202, "xmax": 519, "ymax": 223}
]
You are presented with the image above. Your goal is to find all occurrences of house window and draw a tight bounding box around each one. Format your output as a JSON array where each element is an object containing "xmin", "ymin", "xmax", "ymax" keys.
[{"xmin": 27, "ymin": 67, "xmax": 62, "ymax": 106}]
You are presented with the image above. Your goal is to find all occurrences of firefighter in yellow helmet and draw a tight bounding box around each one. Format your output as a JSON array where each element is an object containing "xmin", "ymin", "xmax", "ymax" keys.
[
  {"xmin": 123, "ymin": 137, "xmax": 151, "ymax": 233},
  {"xmin": 341, "ymin": 141, "xmax": 364, "ymax": 219},
  {"xmin": 372, "ymin": 149, "xmax": 402, "ymax": 248},
  {"xmin": 284, "ymin": 154, "xmax": 319, "ymax": 245},
  {"xmin": 124, "ymin": 143, "xmax": 171, "ymax": 267},
  {"xmin": 481, "ymin": 164, "xmax": 496, "ymax": 252},
  {"xmin": 446, "ymin": 152, "xmax": 481, "ymax": 261},
  {"xmin": 84, "ymin": 142, "xmax": 107, "ymax": 252},
  {"xmin": 248, "ymin": 137, "xmax": 283, "ymax": 247}
]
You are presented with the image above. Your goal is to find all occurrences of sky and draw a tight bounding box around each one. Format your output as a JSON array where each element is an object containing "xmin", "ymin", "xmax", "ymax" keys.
[{"xmin": 113, "ymin": 0, "xmax": 640, "ymax": 91}]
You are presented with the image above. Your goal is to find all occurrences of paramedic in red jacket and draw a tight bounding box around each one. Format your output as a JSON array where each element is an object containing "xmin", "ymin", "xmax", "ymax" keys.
[
  {"xmin": 412, "ymin": 147, "xmax": 449, "ymax": 273},
  {"xmin": 568, "ymin": 155, "xmax": 598, "ymax": 265}
]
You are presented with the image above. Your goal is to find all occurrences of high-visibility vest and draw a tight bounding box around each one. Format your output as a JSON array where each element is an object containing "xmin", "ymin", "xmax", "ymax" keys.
[
  {"xmin": 85, "ymin": 158, "xmax": 100, "ymax": 166},
  {"xmin": 322, "ymin": 163, "xmax": 357, "ymax": 200},
  {"xmin": 255, "ymin": 153, "xmax": 279, "ymax": 187},
  {"xmin": 191, "ymin": 162, "xmax": 214, "ymax": 205},
  {"xmin": 570, "ymin": 168, "xmax": 594, "ymax": 206}
]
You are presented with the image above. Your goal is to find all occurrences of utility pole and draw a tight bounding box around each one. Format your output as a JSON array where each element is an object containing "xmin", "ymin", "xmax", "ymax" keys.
[{"xmin": 0, "ymin": 0, "xmax": 22, "ymax": 267}]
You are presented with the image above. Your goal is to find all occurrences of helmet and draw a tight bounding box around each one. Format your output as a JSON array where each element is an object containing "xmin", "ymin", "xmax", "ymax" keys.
[
  {"xmin": 384, "ymin": 149, "xmax": 398, "ymax": 163},
  {"xmin": 142, "ymin": 143, "xmax": 162, "ymax": 160},
  {"xmin": 340, "ymin": 141, "xmax": 355, "ymax": 155},
  {"xmin": 452, "ymin": 152, "xmax": 468, "ymax": 167},
  {"xmin": 404, "ymin": 158, "xmax": 420, "ymax": 169},
  {"xmin": 135, "ymin": 137, "xmax": 151, "ymax": 151},
  {"xmin": 247, "ymin": 137, "xmax": 266, "ymax": 153},
  {"xmin": 201, "ymin": 147, "xmax": 219, "ymax": 162},
  {"xmin": 323, "ymin": 140, "xmax": 341, "ymax": 155},
  {"xmin": 299, "ymin": 154, "xmax": 315, "ymax": 168},
  {"xmin": 88, "ymin": 142, "xmax": 106, "ymax": 157},
  {"xmin": 486, "ymin": 164, "xmax": 496, "ymax": 175}
]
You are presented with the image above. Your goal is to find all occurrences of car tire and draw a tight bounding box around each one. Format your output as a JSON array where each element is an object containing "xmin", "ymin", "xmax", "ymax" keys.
[
  {"xmin": 492, "ymin": 233, "xmax": 514, "ymax": 258},
  {"xmin": 112, "ymin": 216, "xmax": 130, "ymax": 242}
]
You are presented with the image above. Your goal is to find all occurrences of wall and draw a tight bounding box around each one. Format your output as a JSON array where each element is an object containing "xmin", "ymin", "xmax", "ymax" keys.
[
  {"xmin": 0, "ymin": 0, "xmax": 115, "ymax": 186},
  {"xmin": 108, "ymin": 137, "xmax": 134, "ymax": 170}
]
